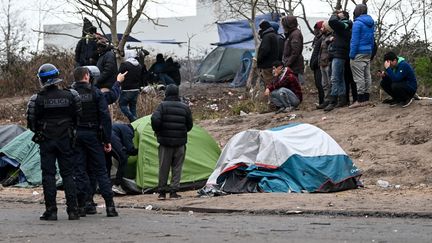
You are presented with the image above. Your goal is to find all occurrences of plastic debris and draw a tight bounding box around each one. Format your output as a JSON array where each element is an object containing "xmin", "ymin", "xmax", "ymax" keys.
[
  {"xmin": 188, "ymin": 211, "xmax": 194, "ymax": 215},
  {"xmin": 240, "ymin": 110, "xmax": 248, "ymax": 116},
  {"xmin": 145, "ymin": 205, "xmax": 153, "ymax": 210},
  {"xmin": 32, "ymin": 191, "xmax": 39, "ymax": 196},
  {"xmin": 321, "ymin": 116, "xmax": 327, "ymax": 121},
  {"xmin": 377, "ymin": 179, "xmax": 390, "ymax": 188}
]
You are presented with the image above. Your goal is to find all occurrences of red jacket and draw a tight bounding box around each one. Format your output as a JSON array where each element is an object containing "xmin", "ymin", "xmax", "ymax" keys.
[{"xmin": 267, "ymin": 67, "xmax": 303, "ymax": 102}]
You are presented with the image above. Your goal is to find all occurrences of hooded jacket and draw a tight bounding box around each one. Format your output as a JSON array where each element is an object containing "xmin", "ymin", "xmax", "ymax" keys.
[
  {"xmin": 281, "ymin": 16, "xmax": 304, "ymax": 74},
  {"xmin": 151, "ymin": 84, "xmax": 193, "ymax": 146},
  {"xmin": 328, "ymin": 14, "xmax": 352, "ymax": 60},
  {"xmin": 119, "ymin": 58, "xmax": 143, "ymax": 90},
  {"xmin": 96, "ymin": 47, "xmax": 118, "ymax": 89},
  {"xmin": 384, "ymin": 57, "xmax": 417, "ymax": 92},
  {"xmin": 349, "ymin": 14, "xmax": 375, "ymax": 59},
  {"xmin": 257, "ymin": 26, "xmax": 280, "ymax": 69},
  {"xmin": 163, "ymin": 57, "xmax": 181, "ymax": 85}
]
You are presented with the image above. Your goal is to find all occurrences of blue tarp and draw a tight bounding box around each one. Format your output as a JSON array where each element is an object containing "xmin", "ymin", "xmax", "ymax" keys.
[{"xmin": 214, "ymin": 13, "xmax": 281, "ymax": 49}]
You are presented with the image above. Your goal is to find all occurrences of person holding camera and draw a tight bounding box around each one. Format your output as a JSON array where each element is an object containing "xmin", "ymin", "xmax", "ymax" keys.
[
  {"xmin": 26, "ymin": 63, "xmax": 82, "ymax": 221},
  {"xmin": 378, "ymin": 51, "xmax": 417, "ymax": 108}
]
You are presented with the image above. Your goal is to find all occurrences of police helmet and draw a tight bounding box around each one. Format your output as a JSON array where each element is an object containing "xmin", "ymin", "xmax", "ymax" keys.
[
  {"xmin": 37, "ymin": 63, "xmax": 62, "ymax": 87},
  {"xmin": 84, "ymin": 65, "xmax": 100, "ymax": 82}
]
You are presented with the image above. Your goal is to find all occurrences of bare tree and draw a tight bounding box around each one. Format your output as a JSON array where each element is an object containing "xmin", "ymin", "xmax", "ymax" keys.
[
  {"xmin": 66, "ymin": 0, "xmax": 150, "ymax": 64},
  {"xmin": 0, "ymin": 0, "xmax": 27, "ymax": 70}
]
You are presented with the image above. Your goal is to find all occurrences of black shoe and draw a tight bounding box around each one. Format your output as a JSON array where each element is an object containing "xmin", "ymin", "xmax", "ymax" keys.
[
  {"xmin": 106, "ymin": 207, "xmax": 119, "ymax": 217},
  {"xmin": 85, "ymin": 202, "xmax": 97, "ymax": 215},
  {"xmin": 275, "ymin": 107, "xmax": 287, "ymax": 114},
  {"xmin": 316, "ymin": 101, "xmax": 328, "ymax": 109},
  {"xmin": 68, "ymin": 211, "xmax": 80, "ymax": 220},
  {"xmin": 382, "ymin": 98, "xmax": 395, "ymax": 104},
  {"xmin": 323, "ymin": 103, "xmax": 335, "ymax": 112},
  {"xmin": 40, "ymin": 208, "xmax": 58, "ymax": 221},
  {"xmin": 158, "ymin": 193, "xmax": 166, "ymax": 200},
  {"xmin": 78, "ymin": 207, "xmax": 86, "ymax": 217},
  {"xmin": 169, "ymin": 192, "xmax": 181, "ymax": 199}
]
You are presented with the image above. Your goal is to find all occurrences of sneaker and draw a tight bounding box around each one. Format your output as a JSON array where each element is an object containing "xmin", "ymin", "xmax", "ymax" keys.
[
  {"xmin": 169, "ymin": 192, "xmax": 181, "ymax": 199},
  {"xmin": 275, "ymin": 107, "xmax": 287, "ymax": 114},
  {"xmin": 112, "ymin": 185, "xmax": 127, "ymax": 195},
  {"xmin": 157, "ymin": 193, "xmax": 166, "ymax": 200},
  {"xmin": 389, "ymin": 100, "xmax": 401, "ymax": 107},
  {"xmin": 401, "ymin": 98, "xmax": 413, "ymax": 108}
]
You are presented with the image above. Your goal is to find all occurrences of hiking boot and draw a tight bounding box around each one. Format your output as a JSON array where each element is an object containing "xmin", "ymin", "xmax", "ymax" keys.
[
  {"xmin": 158, "ymin": 193, "xmax": 166, "ymax": 200},
  {"xmin": 401, "ymin": 98, "xmax": 413, "ymax": 108},
  {"xmin": 85, "ymin": 202, "xmax": 97, "ymax": 215},
  {"xmin": 112, "ymin": 185, "xmax": 127, "ymax": 195},
  {"xmin": 169, "ymin": 192, "xmax": 181, "ymax": 199},
  {"xmin": 323, "ymin": 103, "xmax": 335, "ymax": 112},
  {"xmin": 40, "ymin": 207, "xmax": 57, "ymax": 221}
]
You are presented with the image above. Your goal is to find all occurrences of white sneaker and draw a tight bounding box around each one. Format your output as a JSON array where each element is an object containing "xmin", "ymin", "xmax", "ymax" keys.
[{"xmin": 112, "ymin": 185, "xmax": 126, "ymax": 195}]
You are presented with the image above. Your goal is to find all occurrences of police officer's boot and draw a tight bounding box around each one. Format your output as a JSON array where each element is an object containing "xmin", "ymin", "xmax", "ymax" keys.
[
  {"xmin": 40, "ymin": 206, "xmax": 58, "ymax": 221},
  {"xmin": 67, "ymin": 207, "xmax": 80, "ymax": 220},
  {"xmin": 106, "ymin": 199, "xmax": 119, "ymax": 217},
  {"xmin": 85, "ymin": 200, "xmax": 97, "ymax": 215}
]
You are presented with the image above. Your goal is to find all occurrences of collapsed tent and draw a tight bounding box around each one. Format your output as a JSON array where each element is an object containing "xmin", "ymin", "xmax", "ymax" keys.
[
  {"xmin": 0, "ymin": 130, "xmax": 51, "ymax": 187},
  {"xmin": 197, "ymin": 13, "xmax": 279, "ymax": 83},
  {"xmin": 129, "ymin": 115, "xmax": 221, "ymax": 192},
  {"xmin": 204, "ymin": 123, "xmax": 361, "ymax": 194}
]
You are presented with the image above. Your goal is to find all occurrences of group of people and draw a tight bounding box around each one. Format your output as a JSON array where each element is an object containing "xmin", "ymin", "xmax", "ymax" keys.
[
  {"xmin": 257, "ymin": 3, "xmax": 417, "ymax": 113},
  {"xmin": 75, "ymin": 24, "xmax": 182, "ymax": 122},
  {"xmin": 26, "ymin": 61, "xmax": 192, "ymax": 221}
]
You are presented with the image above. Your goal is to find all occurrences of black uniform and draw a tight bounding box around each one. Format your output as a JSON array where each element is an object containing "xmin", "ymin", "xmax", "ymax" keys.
[
  {"xmin": 26, "ymin": 85, "xmax": 82, "ymax": 216},
  {"xmin": 72, "ymin": 81, "xmax": 117, "ymax": 216}
]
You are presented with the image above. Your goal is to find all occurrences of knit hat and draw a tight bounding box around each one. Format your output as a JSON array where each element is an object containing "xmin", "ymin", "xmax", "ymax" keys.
[
  {"xmin": 259, "ymin": 20, "xmax": 272, "ymax": 31},
  {"xmin": 314, "ymin": 21, "xmax": 324, "ymax": 30}
]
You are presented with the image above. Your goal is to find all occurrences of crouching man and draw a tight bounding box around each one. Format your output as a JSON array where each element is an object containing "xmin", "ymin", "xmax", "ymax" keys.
[
  {"xmin": 151, "ymin": 84, "xmax": 193, "ymax": 200},
  {"xmin": 379, "ymin": 51, "xmax": 417, "ymax": 108},
  {"xmin": 264, "ymin": 60, "xmax": 303, "ymax": 113}
]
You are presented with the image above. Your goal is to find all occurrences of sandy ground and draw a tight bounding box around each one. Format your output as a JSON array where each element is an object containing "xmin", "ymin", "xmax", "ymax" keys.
[{"xmin": 1, "ymin": 82, "xmax": 432, "ymax": 216}]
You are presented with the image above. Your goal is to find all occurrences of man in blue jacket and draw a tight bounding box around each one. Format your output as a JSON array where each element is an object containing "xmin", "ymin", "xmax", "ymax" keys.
[
  {"xmin": 349, "ymin": 4, "xmax": 375, "ymax": 108},
  {"xmin": 379, "ymin": 52, "xmax": 417, "ymax": 108}
]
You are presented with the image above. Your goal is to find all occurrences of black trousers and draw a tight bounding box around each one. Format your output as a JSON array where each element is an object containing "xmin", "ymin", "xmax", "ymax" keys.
[
  {"xmin": 313, "ymin": 68, "xmax": 324, "ymax": 104},
  {"xmin": 380, "ymin": 78, "xmax": 415, "ymax": 102},
  {"xmin": 39, "ymin": 137, "xmax": 77, "ymax": 209}
]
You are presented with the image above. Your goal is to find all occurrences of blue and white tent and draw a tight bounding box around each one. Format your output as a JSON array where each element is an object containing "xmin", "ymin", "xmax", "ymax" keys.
[{"xmin": 206, "ymin": 123, "xmax": 362, "ymax": 193}]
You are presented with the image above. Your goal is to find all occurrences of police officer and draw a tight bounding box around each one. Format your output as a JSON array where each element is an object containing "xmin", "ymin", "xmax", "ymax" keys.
[
  {"xmin": 72, "ymin": 66, "xmax": 118, "ymax": 217},
  {"xmin": 26, "ymin": 63, "xmax": 82, "ymax": 220}
]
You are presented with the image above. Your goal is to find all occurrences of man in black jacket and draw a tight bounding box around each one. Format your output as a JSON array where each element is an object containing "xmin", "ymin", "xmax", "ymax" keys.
[
  {"xmin": 118, "ymin": 54, "xmax": 143, "ymax": 122},
  {"xmin": 257, "ymin": 20, "xmax": 280, "ymax": 87},
  {"xmin": 151, "ymin": 84, "xmax": 193, "ymax": 200},
  {"xmin": 96, "ymin": 38, "xmax": 118, "ymax": 89}
]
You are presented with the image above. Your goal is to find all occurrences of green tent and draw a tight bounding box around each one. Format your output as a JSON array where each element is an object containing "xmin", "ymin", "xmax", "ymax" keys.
[{"xmin": 130, "ymin": 115, "xmax": 220, "ymax": 190}]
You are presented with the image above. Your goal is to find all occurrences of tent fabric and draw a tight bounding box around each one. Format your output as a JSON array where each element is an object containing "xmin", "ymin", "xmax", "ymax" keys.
[
  {"xmin": 198, "ymin": 46, "xmax": 250, "ymax": 83},
  {"xmin": 131, "ymin": 115, "xmax": 221, "ymax": 190},
  {"xmin": 206, "ymin": 123, "xmax": 361, "ymax": 193},
  {"xmin": 0, "ymin": 125, "xmax": 26, "ymax": 148},
  {"xmin": 214, "ymin": 13, "xmax": 281, "ymax": 49},
  {"xmin": 230, "ymin": 50, "xmax": 254, "ymax": 87},
  {"xmin": 0, "ymin": 130, "xmax": 44, "ymax": 186}
]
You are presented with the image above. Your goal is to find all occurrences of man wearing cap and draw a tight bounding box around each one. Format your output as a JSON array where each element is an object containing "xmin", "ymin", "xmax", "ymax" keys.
[
  {"xmin": 26, "ymin": 63, "xmax": 82, "ymax": 221},
  {"xmin": 151, "ymin": 84, "xmax": 193, "ymax": 200},
  {"xmin": 257, "ymin": 20, "xmax": 280, "ymax": 87}
]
